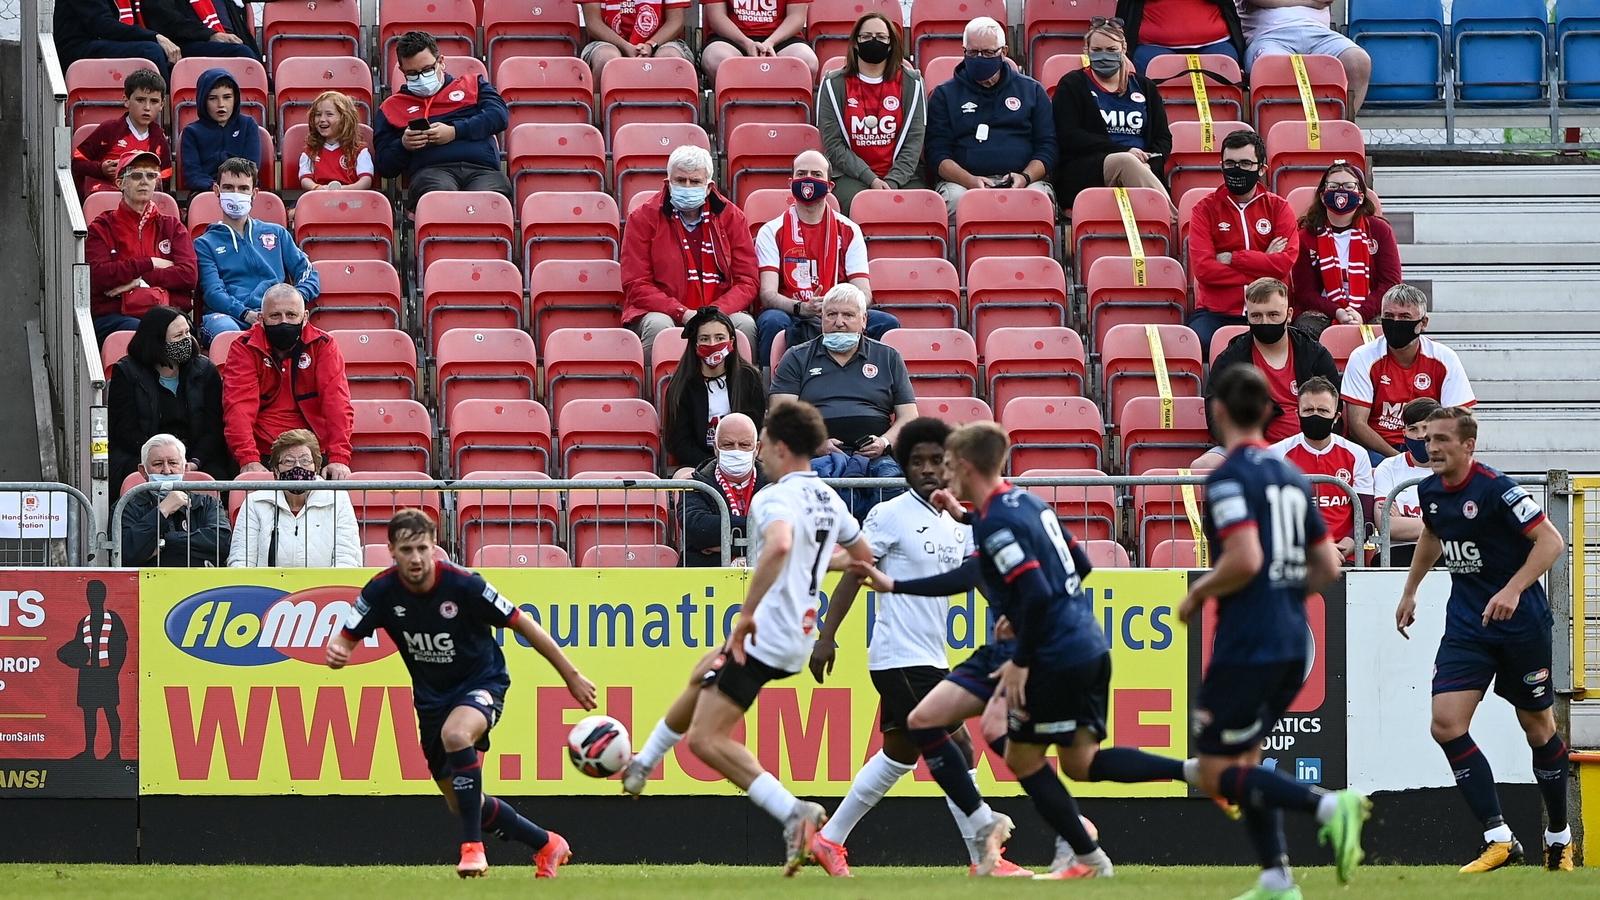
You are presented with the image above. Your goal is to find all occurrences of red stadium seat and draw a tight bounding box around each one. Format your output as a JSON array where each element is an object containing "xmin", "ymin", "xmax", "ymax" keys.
[
  {"xmin": 725, "ymin": 123, "xmax": 823, "ymax": 207},
  {"xmin": 910, "ymin": 0, "xmax": 1009, "ymax": 67},
  {"xmin": 84, "ymin": 190, "xmax": 179, "ymax": 223},
  {"xmin": 66, "ymin": 58, "xmax": 159, "ymax": 130},
  {"xmin": 1133, "ymin": 469, "xmax": 1208, "ymax": 556},
  {"xmin": 499, "ymin": 56, "xmax": 594, "ymax": 133},
  {"xmin": 966, "ymin": 256, "xmax": 1069, "ymax": 355},
  {"xmin": 920, "ymin": 55, "xmax": 962, "ymax": 94},
  {"xmin": 984, "ymin": 327, "xmax": 1086, "ymax": 412},
  {"xmin": 1209, "ymin": 324, "xmax": 1250, "ymax": 363},
  {"xmin": 483, "ymin": 0, "xmax": 583, "ymax": 75},
  {"xmin": 310, "ymin": 260, "xmax": 404, "ymax": 331},
  {"xmin": 566, "ymin": 470, "xmax": 671, "ymax": 565},
  {"xmin": 914, "ymin": 397, "xmax": 994, "ymax": 425},
  {"xmin": 474, "ymin": 543, "xmax": 570, "ymax": 567},
  {"xmin": 101, "ymin": 331, "xmax": 133, "ymax": 378},
  {"xmin": 1165, "ymin": 120, "xmax": 1258, "ymax": 201},
  {"xmin": 385, "ymin": 57, "xmax": 489, "ymax": 103},
  {"xmin": 543, "ymin": 327, "xmax": 646, "ymax": 415},
  {"xmin": 1039, "ymin": 53, "xmax": 1088, "ymax": 99},
  {"xmin": 508, "ymin": 123, "xmax": 607, "ymax": 205},
  {"xmin": 436, "ymin": 328, "xmax": 538, "ymax": 426},
  {"xmin": 1177, "ymin": 186, "xmax": 1208, "ymax": 268},
  {"xmin": 1319, "ymin": 323, "xmax": 1373, "ymax": 370},
  {"xmin": 379, "ymin": 0, "xmax": 477, "ymax": 86},
  {"xmin": 262, "ymin": 1, "xmax": 361, "ymax": 76},
  {"xmin": 1069, "ymin": 187, "xmax": 1173, "ymax": 288},
  {"xmin": 882, "ymin": 328, "xmax": 978, "ymax": 397},
  {"xmin": 225, "ymin": 470, "xmax": 277, "ymax": 523},
  {"xmin": 365, "ymin": 542, "xmax": 450, "ymax": 567},
  {"xmin": 582, "ymin": 544, "xmax": 680, "ymax": 568},
  {"xmin": 448, "ymin": 399, "xmax": 552, "ymax": 477},
  {"xmin": 1266, "ymin": 119, "xmax": 1367, "ymax": 197},
  {"xmin": 651, "ymin": 331, "xmax": 754, "ymax": 401},
  {"xmin": 208, "ymin": 330, "xmax": 246, "ymax": 367},
  {"xmin": 807, "ymin": 0, "xmax": 901, "ymax": 64},
  {"xmin": 349, "ymin": 400, "xmax": 433, "ymax": 473},
  {"xmin": 1101, "ymin": 323, "xmax": 1204, "ymax": 430},
  {"xmin": 1018, "ymin": 468, "xmax": 1118, "ymax": 543},
  {"xmin": 413, "ymin": 190, "xmax": 515, "ymax": 286},
  {"xmin": 612, "ymin": 122, "xmax": 711, "ymax": 214},
  {"xmin": 282, "ymin": 122, "xmax": 375, "ymax": 193},
  {"xmin": 1024, "ymin": 0, "xmax": 1115, "ymax": 80},
  {"xmin": 954, "ymin": 189, "xmax": 1055, "ymax": 281},
  {"xmin": 330, "ymin": 328, "xmax": 419, "ymax": 400},
  {"xmin": 527, "ymin": 259, "xmax": 624, "ymax": 348},
  {"xmin": 558, "ymin": 401, "xmax": 661, "ymax": 476},
  {"xmin": 866, "ymin": 257, "xmax": 960, "ymax": 329},
  {"xmin": 1121, "ymin": 396, "xmax": 1211, "ymax": 474},
  {"xmin": 714, "ymin": 57, "xmax": 814, "ymax": 151},
  {"xmin": 188, "ymin": 184, "xmax": 287, "ymax": 237},
  {"xmin": 1250, "ymin": 54, "xmax": 1349, "ymax": 140},
  {"xmin": 1001, "ymin": 396, "xmax": 1105, "ymax": 473},
  {"xmin": 171, "ymin": 57, "xmax": 268, "ymax": 135},
  {"xmin": 769, "ymin": 331, "xmax": 789, "ymax": 370},
  {"xmin": 345, "ymin": 470, "xmax": 443, "ymax": 544},
  {"xmin": 1145, "ymin": 54, "xmax": 1245, "ymax": 124},
  {"xmin": 1084, "ymin": 540, "xmax": 1132, "ymax": 568},
  {"xmin": 294, "ymin": 189, "xmax": 395, "ymax": 261},
  {"xmin": 455, "ymin": 470, "xmax": 559, "ymax": 562},
  {"xmin": 848, "ymin": 189, "xmax": 950, "ymax": 260},
  {"xmin": 599, "ymin": 56, "xmax": 699, "ymax": 146},
  {"xmin": 1148, "ymin": 539, "xmax": 1207, "ymax": 568},
  {"xmin": 742, "ymin": 188, "xmax": 838, "ymax": 240},
  {"xmin": 522, "ymin": 191, "xmax": 620, "ymax": 270},
  {"xmin": 421, "ymin": 258, "xmax": 524, "ymax": 358},
  {"xmin": 273, "ymin": 57, "xmax": 373, "ymax": 143}
]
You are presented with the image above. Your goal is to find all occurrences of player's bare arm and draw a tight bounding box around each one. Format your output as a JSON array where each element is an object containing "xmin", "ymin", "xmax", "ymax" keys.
[
  {"xmin": 510, "ymin": 613, "xmax": 597, "ymax": 709},
  {"xmin": 729, "ymin": 519, "xmax": 793, "ymax": 663},
  {"xmin": 847, "ymin": 559, "xmax": 895, "ymax": 592},
  {"xmin": 1481, "ymin": 518, "xmax": 1564, "ymax": 627},
  {"xmin": 1179, "ymin": 528, "xmax": 1264, "ymax": 624},
  {"xmin": 325, "ymin": 631, "xmax": 356, "ymax": 669},
  {"xmin": 1396, "ymin": 525, "xmax": 1444, "ymax": 638},
  {"xmin": 810, "ymin": 565, "xmax": 866, "ymax": 682}
]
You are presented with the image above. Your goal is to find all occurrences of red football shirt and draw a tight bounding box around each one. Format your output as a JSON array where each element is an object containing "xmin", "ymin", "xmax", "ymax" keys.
[
  {"xmin": 1270, "ymin": 432, "xmax": 1373, "ymax": 545},
  {"xmin": 724, "ymin": 0, "xmax": 790, "ymax": 40},
  {"xmin": 1341, "ymin": 336, "xmax": 1476, "ymax": 445},
  {"xmin": 842, "ymin": 74, "xmax": 903, "ymax": 178},
  {"xmin": 1252, "ymin": 341, "xmax": 1300, "ymax": 443}
]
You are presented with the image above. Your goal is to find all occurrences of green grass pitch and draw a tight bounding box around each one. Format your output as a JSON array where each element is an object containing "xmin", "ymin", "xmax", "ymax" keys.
[{"xmin": 3, "ymin": 864, "xmax": 1597, "ymax": 899}]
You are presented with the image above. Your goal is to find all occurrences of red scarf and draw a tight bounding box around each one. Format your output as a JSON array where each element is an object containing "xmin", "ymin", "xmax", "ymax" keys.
[
  {"xmin": 672, "ymin": 213, "xmax": 722, "ymax": 310},
  {"xmin": 81, "ymin": 611, "xmax": 112, "ymax": 667},
  {"xmin": 1315, "ymin": 217, "xmax": 1372, "ymax": 311},
  {"xmin": 118, "ymin": 0, "xmax": 225, "ymax": 31},
  {"xmin": 715, "ymin": 467, "xmax": 756, "ymax": 517},
  {"xmin": 778, "ymin": 203, "xmax": 844, "ymax": 301}
]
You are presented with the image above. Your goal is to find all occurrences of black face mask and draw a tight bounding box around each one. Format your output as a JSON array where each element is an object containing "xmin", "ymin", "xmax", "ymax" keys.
[
  {"xmin": 1381, "ymin": 317, "xmax": 1421, "ymax": 350},
  {"xmin": 855, "ymin": 38, "xmax": 892, "ymax": 64},
  {"xmin": 1250, "ymin": 321, "xmax": 1286, "ymax": 345},
  {"xmin": 264, "ymin": 321, "xmax": 304, "ymax": 352},
  {"xmin": 1222, "ymin": 167, "xmax": 1260, "ymax": 196},
  {"xmin": 278, "ymin": 465, "xmax": 317, "ymax": 495},
  {"xmin": 165, "ymin": 337, "xmax": 195, "ymax": 365},
  {"xmin": 1299, "ymin": 414, "xmax": 1337, "ymax": 442}
]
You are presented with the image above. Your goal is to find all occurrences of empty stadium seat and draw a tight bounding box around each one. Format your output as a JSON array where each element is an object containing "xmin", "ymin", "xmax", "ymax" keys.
[
  {"xmin": 187, "ymin": 189, "xmax": 287, "ymax": 236},
  {"xmin": 455, "ymin": 470, "xmax": 559, "ymax": 562},
  {"xmin": 171, "ymin": 57, "xmax": 268, "ymax": 134},
  {"xmin": 379, "ymin": 0, "xmax": 476, "ymax": 85},
  {"xmin": 345, "ymin": 471, "xmax": 443, "ymax": 545},
  {"xmin": 508, "ymin": 123, "xmax": 607, "ymax": 205},
  {"xmin": 1070, "ymin": 187, "xmax": 1173, "ymax": 288},
  {"xmin": 436, "ymin": 328, "xmax": 538, "ymax": 426},
  {"xmin": 566, "ymin": 470, "xmax": 671, "ymax": 566},
  {"xmin": 1165, "ymin": 120, "xmax": 1258, "ymax": 201},
  {"xmin": 1348, "ymin": 0, "xmax": 1447, "ymax": 104},
  {"xmin": 807, "ymin": 0, "xmax": 901, "ymax": 63},
  {"xmin": 330, "ymin": 328, "xmax": 419, "ymax": 400},
  {"xmin": 421, "ymin": 258, "xmax": 524, "ymax": 358},
  {"xmin": 866, "ymin": 257, "xmax": 961, "ymax": 329},
  {"xmin": 1145, "ymin": 54, "xmax": 1245, "ymax": 124},
  {"xmin": 1558, "ymin": 0, "xmax": 1600, "ymax": 101},
  {"xmin": 483, "ymin": 0, "xmax": 583, "ymax": 75},
  {"xmin": 543, "ymin": 328, "xmax": 646, "ymax": 414},
  {"xmin": 1249, "ymin": 55, "xmax": 1348, "ymax": 138},
  {"xmin": 914, "ymin": 397, "xmax": 994, "ymax": 425},
  {"xmin": 448, "ymin": 399, "xmax": 552, "ymax": 477},
  {"xmin": 955, "ymin": 189, "xmax": 1055, "ymax": 281},
  {"xmin": 262, "ymin": 1, "xmax": 361, "ymax": 75},
  {"xmin": 1121, "ymin": 396, "xmax": 1211, "ymax": 474},
  {"xmin": 522, "ymin": 191, "xmax": 620, "ymax": 270},
  {"xmin": 725, "ymin": 123, "xmax": 823, "ymax": 206},
  {"xmin": 84, "ymin": 190, "xmax": 180, "ymax": 223},
  {"xmin": 1101, "ymin": 323, "xmax": 1204, "ymax": 430},
  {"xmin": 1002, "ymin": 396, "xmax": 1105, "ymax": 473},
  {"xmin": 208, "ymin": 330, "xmax": 246, "ymax": 366},
  {"xmin": 1209, "ymin": 324, "xmax": 1249, "ymax": 362},
  {"xmin": 909, "ymin": 0, "xmax": 1009, "ymax": 66},
  {"xmin": 882, "ymin": 328, "xmax": 978, "ymax": 397},
  {"xmin": 1148, "ymin": 539, "xmax": 1207, "ymax": 568},
  {"xmin": 527, "ymin": 259, "xmax": 625, "ymax": 347},
  {"xmin": 101, "ymin": 330, "xmax": 133, "ymax": 377},
  {"xmin": 310, "ymin": 259, "xmax": 404, "ymax": 331},
  {"xmin": 413, "ymin": 190, "xmax": 515, "ymax": 286},
  {"xmin": 280, "ymin": 122, "xmax": 375, "ymax": 192},
  {"xmin": 1024, "ymin": 0, "xmax": 1114, "ymax": 80},
  {"xmin": 742, "ymin": 188, "xmax": 838, "ymax": 240},
  {"xmin": 558, "ymin": 401, "xmax": 661, "ymax": 476},
  {"xmin": 294, "ymin": 190, "xmax": 395, "ymax": 261},
  {"xmin": 474, "ymin": 543, "xmax": 570, "ymax": 567},
  {"xmin": 599, "ymin": 56, "xmax": 699, "ymax": 145},
  {"xmin": 1085, "ymin": 540, "xmax": 1132, "ymax": 568},
  {"xmin": 714, "ymin": 57, "xmax": 814, "ymax": 150},
  {"xmin": 984, "ymin": 327, "xmax": 1086, "ymax": 412},
  {"xmin": 966, "ymin": 256, "xmax": 1069, "ymax": 355},
  {"xmin": 612, "ymin": 122, "xmax": 711, "ymax": 213},
  {"xmin": 1454, "ymin": 0, "xmax": 1549, "ymax": 103},
  {"xmin": 1132, "ymin": 469, "xmax": 1209, "ymax": 557},
  {"xmin": 1017, "ymin": 467, "xmax": 1117, "ymax": 543},
  {"xmin": 582, "ymin": 544, "xmax": 680, "ymax": 568},
  {"xmin": 1039, "ymin": 53, "xmax": 1088, "ymax": 99},
  {"xmin": 1265, "ymin": 119, "xmax": 1367, "ymax": 197},
  {"xmin": 66, "ymin": 58, "xmax": 159, "ymax": 130},
  {"xmin": 1319, "ymin": 323, "xmax": 1374, "ymax": 369},
  {"xmin": 848, "ymin": 189, "xmax": 950, "ymax": 260},
  {"xmin": 499, "ymin": 56, "xmax": 594, "ymax": 132},
  {"xmin": 349, "ymin": 400, "xmax": 434, "ymax": 473},
  {"xmin": 273, "ymin": 57, "xmax": 373, "ymax": 142}
]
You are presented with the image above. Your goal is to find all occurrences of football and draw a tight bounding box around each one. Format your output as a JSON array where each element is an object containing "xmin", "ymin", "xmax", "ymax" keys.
[{"xmin": 566, "ymin": 715, "xmax": 632, "ymax": 778}]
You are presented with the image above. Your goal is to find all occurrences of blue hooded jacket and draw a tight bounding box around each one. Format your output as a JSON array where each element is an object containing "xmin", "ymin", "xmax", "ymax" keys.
[
  {"xmin": 180, "ymin": 69, "xmax": 263, "ymax": 191},
  {"xmin": 194, "ymin": 218, "xmax": 320, "ymax": 320}
]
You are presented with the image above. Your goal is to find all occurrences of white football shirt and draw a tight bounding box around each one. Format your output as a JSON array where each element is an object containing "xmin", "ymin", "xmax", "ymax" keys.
[
  {"xmin": 744, "ymin": 471, "xmax": 862, "ymax": 672},
  {"xmin": 1374, "ymin": 451, "xmax": 1433, "ymax": 546},
  {"xmin": 861, "ymin": 490, "xmax": 974, "ymax": 671}
]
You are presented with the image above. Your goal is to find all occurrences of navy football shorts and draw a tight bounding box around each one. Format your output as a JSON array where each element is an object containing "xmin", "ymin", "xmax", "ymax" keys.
[
  {"xmin": 417, "ymin": 684, "xmax": 506, "ymax": 780},
  {"xmin": 1006, "ymin": 653, "xmax": 1111, "ymax": 746},
  {"xmin": 947, "ymin": 642, "xmax": 1013, "ymax": 702},
  {"xmin": 1432, "ymin": 631, "xmax": 1554, "ymax": 711},
  {"xmin": 1193, "ymin": 660, "xmax": 1306, "ymax": 756}
]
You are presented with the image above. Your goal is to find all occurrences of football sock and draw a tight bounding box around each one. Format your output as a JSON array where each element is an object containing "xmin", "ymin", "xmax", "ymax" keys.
[
  {"xmin": 1546, "ymin": 826, "xmax": 1572, "ymax": 846},
  {"xmin": 949, "ymin": 769, "xmax": 983, "ymax": 864},
  {"xmin": 1437, "ymin": 733, "xmax": 1504, "ymax": 829},
  {"xmin": 1087, "ymin": 746, "xmax": 1186, "ymax": 782},
  {"xmin": 1315, "ymin": 792, "xmax": 1339, "ymax": 825},
  {"xmin": 987, "ymin": 733, "xmax": 1008, "ymax": 758},
  {"xmin": 819, "ymin": 751, "xmax": 914, "ymax": 844},
  {"xmin": 747, "ymin": 771, "xmax": 800, "ymax": 823},
  {"xmin": 1182, "ymin": 757, "xmax": 1201, "ymax": 787},
  {"xmin": 447, "ymin": 747, "xmax": 484, "ymax": 843},
  {"xmin": 1531, "ymin": 734, "xmax": 1570, "ymax": 831},
  {"xmin": 911, "ymin": 727, "xmax": 983, "ymax": 816},
  {"xmin": 633, "ymin": 719, "xmax": 684, "ymax": 771},
  {"xmin": 1217, "ymin": 765, "xmax": 1320, "ymax": 814},
  {"xmin": 1259, "ymin": 865, "xmax": 1294, "ymax": 891},
  {"xmin": 481, "ymin": 795, "xmax": 550, "ymax": 851},
  {"xmin": 1017, "ymin": 767, "xmax": 1097, "ymax": 856},
  {"xmin": 1484, "ymin": 820, "xmax": 1514, "ymax": 844},
  {"xmin": 1241, "ymin": 804, "xmax": 1289, "ymax": 870}
]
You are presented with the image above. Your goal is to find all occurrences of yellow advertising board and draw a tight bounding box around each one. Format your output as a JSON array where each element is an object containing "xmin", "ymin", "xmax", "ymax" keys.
[{"xmin": 140, "ymin": 568, "xmax": 1188, "ymax": 797}]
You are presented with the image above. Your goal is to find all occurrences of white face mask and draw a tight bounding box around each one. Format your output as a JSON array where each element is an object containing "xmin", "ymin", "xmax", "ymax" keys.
[
  {"xmin": 406, "ymin": 68, "xmax": 443, "ymax": 97},
  {"xmin": 219, "ymin": 191, "xmax": 252, "ymax": 219},
  {"xmin": 718, "ymin": 449, "xmax": 755, "ymax": 480}
]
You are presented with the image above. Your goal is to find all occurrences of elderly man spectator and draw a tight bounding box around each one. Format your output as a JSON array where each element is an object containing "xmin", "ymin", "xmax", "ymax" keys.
[
  {"xmin": 621, "ymin": 145, "xmax": 758, "ymax": 365},
  {"xmin": 1374, "ymin": 397, "xmax": 1440, "ymax": 567},
  {"xmin": 1342, "ymin": 283, "xmax": 1475, "ymax": 463},
  {"xmin": 121, "ymin": 434, "xmax": 231, "ymax": 567},
  {"xmin": 925, "ymin": 16, "xmax": 1058, "ymax": 220},
  {"xmin": 754, "ymin": 150, "xmax": 898, "ymax": 367},
  {"xmin": 195, "ymin": 158, "xmax": 320, "ymax": 343},
  {"xmin": 679, "ymin": 413, "xmax": 771, "ymax": 567},
  {"xmin": 1239, "ymin": 0, "xmax": 1372, "ymax": 113},
  {"xmin": 1187, "ymin": 128, "xmax": 1297, "ymax": 355},
  {"xmin": 86, "ymin": 150, "xmax": 197, "ymax": 345},
  {"xmin": 375, "ymin": 31, "xmax": 511, "ymax": 205},
  {"xmin": 221, "ymin": 284, "xmax": 355, "ymax": 479}
]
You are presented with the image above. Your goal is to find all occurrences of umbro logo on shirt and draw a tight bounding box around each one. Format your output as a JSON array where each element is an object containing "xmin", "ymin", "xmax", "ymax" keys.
[
  {"xmin": 393, "ymin": 606, "xmax": 406, "ymax": 617},
  {"xmin": 808, "ymin": 367, "xmax": 823, "ymax": 375},
  {"xmin": 960, "ymin": 102, "xmax": 977, "ymax": 113}
]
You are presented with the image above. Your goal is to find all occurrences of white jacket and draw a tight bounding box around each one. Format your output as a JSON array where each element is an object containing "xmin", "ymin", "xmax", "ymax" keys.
[{"xmin": 227, "ymin": 488, "xmax": 362, "ymax": 568}]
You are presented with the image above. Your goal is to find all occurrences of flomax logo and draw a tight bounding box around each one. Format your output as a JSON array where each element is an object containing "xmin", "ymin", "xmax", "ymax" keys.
[{"xmin": 163, "ymin": 585, "xmax": 396, "ymax": 666}]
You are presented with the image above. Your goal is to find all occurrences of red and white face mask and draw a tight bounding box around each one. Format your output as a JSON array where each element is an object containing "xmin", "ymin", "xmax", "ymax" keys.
[{"xmin": 696, "ymin": 341, "xmax": 732, "ymax": 367}]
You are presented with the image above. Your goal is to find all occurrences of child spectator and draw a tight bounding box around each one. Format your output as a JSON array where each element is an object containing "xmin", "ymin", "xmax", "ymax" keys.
[
  {"xmin": 72, "ymin": 68, "xmax": 172, "ymax": 197},
  {"xmin": 299, "ymin": 91, "xmax": 374, "ymax": 191},
  {"xmin": 179, "ymin": 68, "xmax": 261, "ymax": 191}
]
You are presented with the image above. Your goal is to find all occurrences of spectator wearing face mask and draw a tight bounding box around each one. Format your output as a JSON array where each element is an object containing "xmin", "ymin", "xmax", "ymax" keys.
[
  {"xmin": 1373, "ymin": 397, "xmax": 1440, "ymax": 567},
  {"xmin": 1202, "ymin": 277, "xmax": 1339, "ymax": 448},
  {"xmin": 1267, "ymin": 375, "xmax": 1373, "ymax": 560},
  {"xmin": 1291, "ymin": 162, "xmax": 1401, "ymax": 338},
  {"xmin": 815, "ymin": 12, "xmax": 928, "ymax": 215},
  {"xmin": 194, "ymin": 157, "xmax": 320, "ymax": 343},
  {"xmin": 121, "ymin": 433, "xmax": 231, "ymax": 567},
  {"xmin": 1341, "ymin": 283, "xmax": 1475, "ymax": 464},
  {"xmin": 663, "ymin": 307, "xmax": 767, "ymax": 477},
  {"xmin": 228, "ymin": 429, "xmax": 361, "ymax": 567},
  {"xmin": 678, "ymin": 413, "xmax": 771, "ymax": 567}
]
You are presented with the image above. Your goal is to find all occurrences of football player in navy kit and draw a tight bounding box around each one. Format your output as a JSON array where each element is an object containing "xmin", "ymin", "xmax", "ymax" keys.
[
  {"xmin": 1395, "ymin": 406, "xmax": 1571, "ymax": 872},
  {"xmin": 327, "ymin": 509, "xmax": 597, "ymax": 879},
  {"xmin": 1177, "ymin": 365, "xmax": 1369, "ymax": 900}
]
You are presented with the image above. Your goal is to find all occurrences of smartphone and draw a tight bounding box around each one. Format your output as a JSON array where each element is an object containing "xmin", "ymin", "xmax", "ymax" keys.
[
  {"xmin": 407, "ymin": 118, "xmax": 429, "ymax": 131},
  {"xmin": 855, "ymin": 435, "xmax": 878, "ymax": 451}
]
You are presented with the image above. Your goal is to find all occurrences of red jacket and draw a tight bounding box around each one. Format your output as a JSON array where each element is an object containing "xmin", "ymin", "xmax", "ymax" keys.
[
  {"xmin": 85, "ymin": 202, "xmax": 197, "ymax": 318},
  {"xmin": 220, "ymin": 323, "xmax": 355, "ymax": 468},
  {"xmin": 620, "ymin": 185, "xmax": 759, "ymax": 324},
  {"xmin": 1291, "ymin": 215, "xmax": 1403, "ymax": 322},
  {"xmin": 1189, "ymin": 184, "xmax": 1299, "ymax": 315},
  {"xmin": 72, "ymin": 116, "xmax": 173, "ymax": 195}
]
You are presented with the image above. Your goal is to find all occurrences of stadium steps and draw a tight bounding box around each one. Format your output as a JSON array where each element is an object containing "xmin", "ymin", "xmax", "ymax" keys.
[
  {"xmin": 1412, "ymin": 266, "xmax": 1600, "ymax": 334},
  {"xmin": 1446, "ymin": 336, "xmax": 1600, "ymax": 404}
]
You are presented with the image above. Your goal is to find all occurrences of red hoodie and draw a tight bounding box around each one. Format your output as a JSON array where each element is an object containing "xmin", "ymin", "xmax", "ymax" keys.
[
  {"xmin": 1188, "ymin": 184, "xmax": 1299, "ymax": 315},
  {"xmin": 85, "ymin": 201, "xmax": 197, "ymax": 318}
]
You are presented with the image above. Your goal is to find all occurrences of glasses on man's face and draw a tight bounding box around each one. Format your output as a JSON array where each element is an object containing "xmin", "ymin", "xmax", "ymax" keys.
[
  {"xmin": 1220, "ymin": 159, "xmax": 1261, "ymax": 171},
  {"xmin": 963, "ymin": 46, "xmax": 1005, "ymax": 58}
]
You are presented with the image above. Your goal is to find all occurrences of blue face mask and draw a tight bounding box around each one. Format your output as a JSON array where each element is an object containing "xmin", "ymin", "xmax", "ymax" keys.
[
  {"xmin": 964, "ymin": 54, "xmax": 1006, "ymax": 83},
  {"xmin": 147, "ymin": 472, "xmax": 183, "ymax": 489},
  {"xmin": 406, "ymin": 68, "xmax": 443, "ymax": 97},
  {"xmin": 669, "ymin": 184, "xmax": 707, "ymax": 213},
  {"xmin": 821, "ymin": 331, "xmax": 860, "ymax": 352},
  {"xmin": 1405, "ymin": 436, "xmax": 1430, "ymax": 464}
]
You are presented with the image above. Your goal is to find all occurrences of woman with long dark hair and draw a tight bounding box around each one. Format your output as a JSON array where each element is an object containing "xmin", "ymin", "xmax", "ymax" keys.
[
  {"xmin": 816, "ymin": 11, "xmax": 927, "ymax": 214},
  {"xmin": 1291, "ymin": 162, "xmax": 1401, "ymax": 337},
  {"xmin": 662, "ymin": 307, "xmax": 766, "ymax": 477}
]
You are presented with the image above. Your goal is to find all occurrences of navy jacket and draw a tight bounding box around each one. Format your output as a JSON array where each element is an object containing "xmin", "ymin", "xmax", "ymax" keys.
[
  {"xmin": 53, "ymin": 0, "xmax": 162, "ymax": 65},
  {"xmin": 179, "ymin": 69, "xmax": 263, "ymax": 191},
  {"xmin": 374, "ymin": 73, "xmax": 509, "ymax": 178},
  {"xmin": 925, "ymin": 61, "xmax": 1058, "ymax": 179}
]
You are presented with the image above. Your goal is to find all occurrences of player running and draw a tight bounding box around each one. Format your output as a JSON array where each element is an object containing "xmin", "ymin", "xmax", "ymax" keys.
[
  {"xmin": 621, "ymin": 400, "xmax": 876, "ymax": 875},
  {"xmin": 1395, "ymin": 406, "xmax": 1572, "ymax": 872},
  {"xmin": 1177, "ymin": 365, "xmax": 1369, "ymax": 900},
  {"xmin": 327, "ymin": 509, "xmax": 597, "ymax": 879},
  {"xmin": 805, "ymin": 416, "xmax": 1033, "ymax": 878}
]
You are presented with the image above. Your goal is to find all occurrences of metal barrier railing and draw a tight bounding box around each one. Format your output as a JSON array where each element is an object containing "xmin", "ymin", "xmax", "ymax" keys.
[
  {"xmin": 1571, "ymin": 475, "xmax": 1600, "ymax": 697},
  {"xmin": 1377, "ymin": 473, "xmax": 1552, "ymax": 568},
  {"xmin": 0, "ymin": 483, "xmax": 96, "ymax": 566}
]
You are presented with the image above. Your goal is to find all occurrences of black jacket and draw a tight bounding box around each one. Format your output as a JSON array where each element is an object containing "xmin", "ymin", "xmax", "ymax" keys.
[
  {"xmin": 1050, "ymin": 69, "xmax": 1173, "ymax": 207},
  {"xmin": 678, "ymin": 459, "xmax": 769, "ymax": 567},
  {"xmin": 121, "ymin": 488, "xmax": 231, "ymax": 567},
  {"xmin": 1116, "ymin": 0, "xmax": 1247, "ymax": 61},
  {"xmin": 664, "ymin": 371, "xmax": 766, "ymax": 470},
  {"xmin": 53, "ymin": 0, "xmax": 163, "ymax": 65},
  {"xmin": 141, "ymin": 0, "xmax": 258, "ymax": 51},
  {"xmin": 1204, "ymin": 326, "xmax": 1341, "ymax": 441},
  {"xmin": 109, "ymin": 355, "xmax": 234, "ymax": 498}
]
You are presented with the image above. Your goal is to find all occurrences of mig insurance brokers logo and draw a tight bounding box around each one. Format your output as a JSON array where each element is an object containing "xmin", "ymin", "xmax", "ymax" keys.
[{"xmin": 164, "ymin": 585, "xmax": 397, "ymax": 665}]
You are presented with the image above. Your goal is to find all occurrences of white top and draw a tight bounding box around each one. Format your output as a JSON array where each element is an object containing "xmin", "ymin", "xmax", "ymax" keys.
[
  {"xmin": 861, "ymin": 490, "xmax": 974, "ymax": 670},
  {"xmin": 1373, "ymin": 452, "xmax": 1432, "ymax": 542},
  {"xmin": 227, "ymin": 488, "xmax": 362, "ymax": 568},
  {"xmin": 1331, "ymin": 229, "xmax": 1352, "ymax": 269},
  {"xmin": 706, "ymin": 374, "xmax": 730, "ymax": 420},
  {"xmin": 1236, "ymin": 0, "xmax": 1330, "ymax": 41},
  {"xmin": 754, "ymin": 211, "xmax": 871, "ymax": 297},
  {"xmin": 297, "ymin": 142, "xmax": 375, "ymax": 181},
  {"xmin": 745, "ymin": 470, "xmax": 862, "ymax": 672}
]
